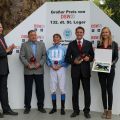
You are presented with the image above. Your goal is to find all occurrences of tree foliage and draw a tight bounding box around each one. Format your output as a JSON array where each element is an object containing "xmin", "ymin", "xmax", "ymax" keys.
[
  {"xmin": 0, "ymin": 0, "xmax": 119, "ymax": 34},
  {"xmin": 93, "ymin": 0, "xmax": 120, "ymax": 26},
  {"xmin": 0, "ymin": 0, "xmax": 45, "ymax": 34},
  {"xmin": 106, "ymin": 0, "xmax": 120, "ymax": 26}
]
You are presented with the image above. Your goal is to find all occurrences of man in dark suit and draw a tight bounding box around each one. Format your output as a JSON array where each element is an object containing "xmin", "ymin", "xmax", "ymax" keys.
[
  {"xmin": 19, "ymin": 30, "xmax": 46, "ymax": 114},
  {"xmin": 65, "ymin": 26, "xmax": 94, "ymax": 118},
  {"xmin": 0, "ymin": 22, "xmax": 18, "ymax": 118}
]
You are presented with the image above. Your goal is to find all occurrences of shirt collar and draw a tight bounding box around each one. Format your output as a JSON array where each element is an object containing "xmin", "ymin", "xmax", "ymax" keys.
[
  {"xmin": 29, "ymin": 40, "xmax": 37, "ymax": 44},
  {"xmin": 76, "ymin": 38, "xmax": 83, "ymax": 44},
  {"xmin": 53, "ymin": 43, "xmax": 61, "ymax": 47}
]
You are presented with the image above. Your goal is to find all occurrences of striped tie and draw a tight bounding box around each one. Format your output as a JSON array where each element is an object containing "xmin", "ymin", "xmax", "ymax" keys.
[{"xmin": 78, "ymin": 40, "xmax": 82, "ymax": 51}]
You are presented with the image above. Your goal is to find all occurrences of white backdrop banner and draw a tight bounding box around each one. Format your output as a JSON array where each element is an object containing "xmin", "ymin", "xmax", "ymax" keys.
[{"xmin": 4, "ymin": 1, "xmax": 120, "ymax": 114}]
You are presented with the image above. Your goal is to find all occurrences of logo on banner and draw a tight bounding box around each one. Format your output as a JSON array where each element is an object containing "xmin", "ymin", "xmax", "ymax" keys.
[{"xmin": 63, "ymin": 28, "xmax": 72, "ymax": 40}]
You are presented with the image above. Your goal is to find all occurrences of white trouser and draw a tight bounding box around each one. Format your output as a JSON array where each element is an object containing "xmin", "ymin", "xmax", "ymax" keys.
[{"xmin": 50, "ymin": 67, "xmax": 66, "ymax": 94}]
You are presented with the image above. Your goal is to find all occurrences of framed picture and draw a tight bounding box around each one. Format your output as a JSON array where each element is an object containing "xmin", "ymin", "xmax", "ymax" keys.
[{"xmin": 92, "ymin": 48, "xmax": 112, "ymax": 73}]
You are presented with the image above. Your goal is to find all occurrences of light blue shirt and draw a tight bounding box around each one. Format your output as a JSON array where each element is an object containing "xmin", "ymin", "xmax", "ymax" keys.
[
  {"xmin": 29, "ymin": 42, "xmax": 37, "ymax": 57},
  {"xmin": 47, "ymin": 44, "xmax": 68, "ymax": 67}
]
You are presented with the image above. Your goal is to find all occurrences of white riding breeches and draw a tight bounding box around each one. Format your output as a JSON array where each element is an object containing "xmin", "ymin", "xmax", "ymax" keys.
[{"xmin": 50, "ymin": 67, "xmax": 66, "ymax": 94}]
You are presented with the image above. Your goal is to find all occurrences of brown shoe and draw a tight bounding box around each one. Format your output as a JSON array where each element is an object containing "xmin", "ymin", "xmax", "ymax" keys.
[
  {"xmin": 101, "ymin": 109, "xmax": 107, "ymax": 119},
  {"xmin": 106, "ymin": 110, "xmax": 112, "ymax": 119}
]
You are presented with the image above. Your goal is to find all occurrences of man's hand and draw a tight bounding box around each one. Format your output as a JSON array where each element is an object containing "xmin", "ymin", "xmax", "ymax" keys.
[
  {"xmin": 10, "ymin": 44, "xmax": 17, "ymax": 49},
  {"xmin": 6, "ymin": 47, "xmax": 12, "ymax": 53},
  {"xmin": 35, "ymin": 63, "xmax": 41, "ymax": 69},
  {"xmin": 51, "ymin": 65, "xmax": 61, "ymax": 71},
  {"xmin": 6, "ymin": 44, "xmax": 17, "ymax": 53},
  {"xmin": 27, "ymin": 64, "xmax": 33, "ymax": 69},
  {"xmin": 83, "ymin": 56, "xmax": 89, "ymax": 62},
  {"xmin": 56, "ymin": 65, "xmax": 61, "ymax": 70},
  {"xmin": 74, "ymin": 58, "xmax": 83, "ymax": 64}
]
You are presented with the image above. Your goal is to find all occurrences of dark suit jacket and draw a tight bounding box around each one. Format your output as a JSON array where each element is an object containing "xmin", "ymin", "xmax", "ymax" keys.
[
  {"xmin": 0, "ymin": 35, "xmax": 12, "ymax": 75},
  {"xmin": 97, "ymin": 41, "xmax": 119, "ymax": 69},
  {"xmin": 65, "ymin": 39, "xmax": 94, "ymax": 78}
]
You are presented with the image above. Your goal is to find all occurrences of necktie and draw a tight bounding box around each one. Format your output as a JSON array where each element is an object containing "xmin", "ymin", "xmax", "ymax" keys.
[{"xmin": 78, "ymin": 40, "xmax": 82, "ymax": 51}]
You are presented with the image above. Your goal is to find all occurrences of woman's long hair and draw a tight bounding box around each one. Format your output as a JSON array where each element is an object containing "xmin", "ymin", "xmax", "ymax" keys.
[
  {"xmin": 0, "ymin": 22, "xmax": 4, "ymax": 35},
  {"xmin": 100, "ymin": 27, "xmax": 112, "ymax": 46}
]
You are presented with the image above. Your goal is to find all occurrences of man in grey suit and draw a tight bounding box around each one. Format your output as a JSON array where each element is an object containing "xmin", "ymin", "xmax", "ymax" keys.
[{"xmin": 19, "ymin": 30, "xmax": 46, "ymax": 114}]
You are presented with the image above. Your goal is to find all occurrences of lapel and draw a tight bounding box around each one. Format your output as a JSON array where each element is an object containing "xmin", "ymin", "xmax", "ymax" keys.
[
  {"xmin": 36, "ymin": 41, "xmax": 39, "ymax": 58},
  {"xmin": 73, "ymin": 40, "xmax": 79, "ymax": 52},
  {"xmin": 74, "ymin": 40, "xmax": 78, "ymax": 47},
  {"xmin": 82, "ymin": 39, "xmax": 86, "ymax": 52},
  {"xmin": 2, "ymin": 39, "xmax": 7, "ymax": 48},
  {"xmin": 0, "ymin": 37, "xmax": 7, "ymax": 49}
]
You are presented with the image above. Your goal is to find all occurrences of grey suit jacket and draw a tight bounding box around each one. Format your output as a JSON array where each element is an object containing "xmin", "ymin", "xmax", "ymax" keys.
[{"xmin": 19, "ymin": 41, "xmax": 46, "ymax": 75}]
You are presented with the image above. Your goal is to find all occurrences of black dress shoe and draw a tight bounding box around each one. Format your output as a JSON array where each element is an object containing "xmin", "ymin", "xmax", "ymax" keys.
[
  {"xmin": 24, "ymin": 108, "xmax": 30, "ymax": 114},
  {"xmin": 70, "ymin": 112, "xmax": 79, "ymax": 117},
  {"xmin": 49, "ymin": 109, "xmax": 57, "ymax": 114},
  {"xmin": 61, "ymin": 109, "xmax": 65, "ymax": 115},
  {"xmin": 84, "ymin": 113, "xmax": 91, "ymax": 119},
  {"xmin": 38, "ymin": 108, "xmax": 46, "ymax": 113},
  {"xmin": 0, "ymin": 112, "xmax": 4, "ymax": 118},
  {"xmin": 3, "ymin": 109, "xmax": 18, "ymax": 115}
]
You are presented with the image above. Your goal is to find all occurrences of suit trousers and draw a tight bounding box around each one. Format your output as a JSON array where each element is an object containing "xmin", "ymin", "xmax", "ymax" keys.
[
  {"xmin": 0, "ymin": 75, "xmax": 10, "ymax": 111},
  {"xmin": 71, "ymin": 66, "xmax": 91, "ymax": 113},
  {"xmin": 24, "ymin": 74, "xmax": 45, "ymax": 109}
]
